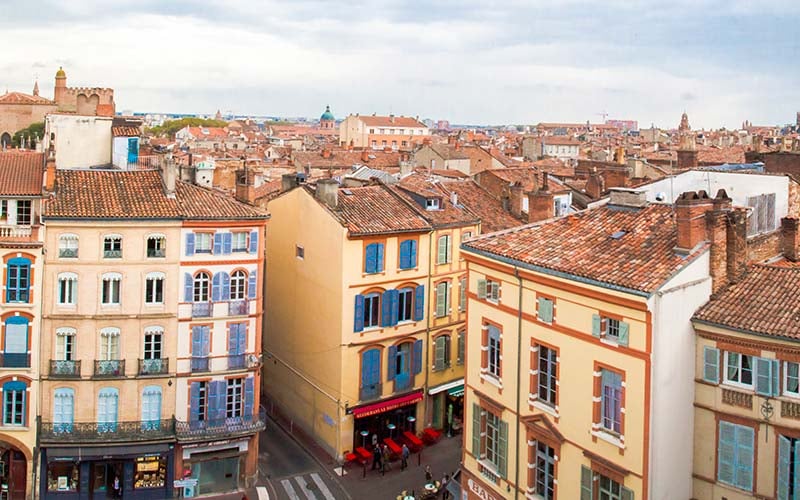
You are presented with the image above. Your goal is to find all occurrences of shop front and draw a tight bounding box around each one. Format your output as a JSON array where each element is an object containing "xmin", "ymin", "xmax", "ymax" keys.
[
  {"xmin": 350, "ymin": 390, "xmax": 423, "ymax": 451},
  {"xmin": 0, "ymin": 444, "xmax": 28, "ymax": 499},
  {"xmin": 461, "ymin": 469, "xmax": 504, "ymax": 500},
  {"xmin": 178, "ymin": 438, "xmax": 250, "ymax": 497},
  {"xmin": 40, "ymin": 444, "xmax": 173, "ymax": 499},
  {"xmin": 428, "ymin": 379, "xmax": 463, "ymax": 436}
]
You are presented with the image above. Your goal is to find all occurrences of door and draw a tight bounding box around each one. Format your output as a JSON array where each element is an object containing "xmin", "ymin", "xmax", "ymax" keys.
[
  {"xmin": 127, "ymin": 137, "xmax": 139, "ymax": 164},
  {"xmin": 9, "ymin": 450, "xmax": 26, "ymax": 499},
  {"xmin": 141, "ymin": 386, "xmax": 162, "ymax": 430},
  {"xmin": 97, "ymin": 388, "xmax": 119, "ymax": 433}
]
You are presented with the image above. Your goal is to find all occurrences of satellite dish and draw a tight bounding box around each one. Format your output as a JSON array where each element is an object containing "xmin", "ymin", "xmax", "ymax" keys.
[{"xmin": 655, "ymin": 192, "xmax": 667, "ymax": 202}]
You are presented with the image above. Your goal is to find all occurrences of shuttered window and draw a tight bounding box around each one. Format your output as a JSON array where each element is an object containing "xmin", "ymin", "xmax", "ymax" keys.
[
  {"xmin": 601, "ymin": 369, "xmax": 623, "ymax": 434},
  {"xmin": 364, "ymin": 243, "xmax": 384, "ymax": 274},
  {"xmin": 718, "ymin": 420, "xmax": 754, "ymax": 491},
  {"xmin": 537, "ymin": 297, "xmax": 554, "ymax": 323},
  {"xmin": 435, "ymin": 281, "xmax": 449, "ymax": 317},
  {"xmin": 703, "ymin": 346, "xmax": 720, "ymax": 383},
  {"xmin": 399, "ymin": 239, "xmax": 417, "ymax": 269},
  {"xmin": 437, "ymin": 235, "xmax": 451, "ymax": 264},
  {"xmin": 433, "ymin": 335, "xmax": 451, "ymax": 371},
  {"xmin": 746, "ymin": 192, "xmax": 777, "ymax": 236}
]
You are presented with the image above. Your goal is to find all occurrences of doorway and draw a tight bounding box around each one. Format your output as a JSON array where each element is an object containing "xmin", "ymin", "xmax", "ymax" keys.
[{"xmin": 91, "ymin": 461, "xmax": 123, "ymax": 498}]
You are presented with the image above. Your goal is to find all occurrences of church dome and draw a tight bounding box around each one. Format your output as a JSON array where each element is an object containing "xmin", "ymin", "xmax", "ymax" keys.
[
  {"xmin": 55, "ymin": 66, "xmax": 66, "ymax": 79},
  {"xmin": 320, "ymin": 105, "xmax": 335, "ymax": 122}
]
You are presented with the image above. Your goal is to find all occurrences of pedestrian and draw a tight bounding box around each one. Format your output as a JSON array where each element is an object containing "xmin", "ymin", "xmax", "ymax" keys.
[
  {"xmin": 371, "ymin": 433, "xmax": 378, "ymax": 447},
  {"xmin": 425, "ymin": 465, "xmax": 433, "ymax": 483},
  {"xmin": 382, "ymin": 444, "xmax": 392, "ymax": 472},
  {"xmin": 372, "ymin": 444, "xmax": 382, "ymax": 470},
  {"xmin": 401, "ymin": 443, "xmax": 410, "ymax": 471},
  {"xmin": 112, "ymin": 475, "xmax": 122, "ymax": 498},
  {"xmin": 441, "ymin": 474, "xmax": 450, "ymax": 499}
]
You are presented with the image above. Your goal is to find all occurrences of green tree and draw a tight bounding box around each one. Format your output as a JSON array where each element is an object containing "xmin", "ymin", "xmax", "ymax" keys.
[
  {"xmin": 12, "ymin": 122, "xmax": 45, "ymax": 148},
  {"xmin": 147, "ymin": 118, "xmax": 228, "ymax": 138}
]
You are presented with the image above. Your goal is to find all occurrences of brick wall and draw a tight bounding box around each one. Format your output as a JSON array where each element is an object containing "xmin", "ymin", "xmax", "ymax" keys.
[
  {"xmin": 764, "ymin": 152, "xmax": 800, "ymax": 176},
  {"xmin": 747, "ymin": 231, "xmax": 781, "ymax": 263}
]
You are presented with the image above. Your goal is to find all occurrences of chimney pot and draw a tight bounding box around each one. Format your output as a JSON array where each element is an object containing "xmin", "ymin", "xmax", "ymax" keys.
[
  {"xmin": 527, "ymin": 188, "xmax": 555, "ymax": 223},
  {"xmin": 315, "ymin": 179, "xmax": 339, "ymax": 208}
]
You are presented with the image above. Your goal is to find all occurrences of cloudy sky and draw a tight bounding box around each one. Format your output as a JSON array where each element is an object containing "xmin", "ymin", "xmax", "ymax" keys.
[{"xmin": 1, "ymin": 0, "xmax": 798, "ymax": 128}]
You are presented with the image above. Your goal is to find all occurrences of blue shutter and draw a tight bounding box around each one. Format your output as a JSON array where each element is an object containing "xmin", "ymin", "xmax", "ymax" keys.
[
  {"xmin": 249, "ymin": 230, "xmax": 259, "ymax": 254},
  {"xmin": 414, "ymin": 285, "xmax": 425, "ymax": 321},
  {"xmin": 592, "ymin": 314, "xmax": 601, "ymax": 337},
  {"xmin": 211, "ymin": 273, "xmax": 221, "ymax": 302},
  {"xmin": 354, "ymin": 295, "xmax": 365, "ymax": 332},
  {"xmin": 778, "ymin": 435, "xmax": 790, "ymax": 500},
  {"xmin": 413, "ymin": 339, "xmax": 423, "ymax": 375},
  {"xmin": 381, "ymin": 291, "xmax": 393, "ymax": 327},
  {"xmin": 772, "ymin": 359, "xmax": 781, "ymax": 397},
  {"xmin": 409, "ymin": 240, "xmax": 417, "ymax": 268},
  {"xmin": 248, "ymin": 270, "xmax": 257, "ymax": 299},
  {"xmin": 389, "ymin": 289, "xmax": 399, "ymax": 325},
  {"xmin": 190, "ymin": 383, "xmax": 200, "ymax": 423},
  {"xmin": 184, "ymin": 273, "xmax": 194, "ymax": 302},
  {"xmin": 244, "ymin": 377, "xmax": 255, "ymax": 421},
  {"xmin": 228, "ymin": 325, "xmax": 238, "ymax": 354},
  {"xmin": 238, "ymin": 324, "xmax": 247, "ymax": 354},
  {"xmin": 755, "ymin": 357, "xmax": 772, "ymax": 396},
  {"xmin": 221, "ymin": 272, "xmax": 231, "ymax": 301},
  {"xmin": 735, "ymin": 425, "xmax": 754, "ymax": 491},
  {"xmin": 718, "ymin": 421, "xmax": 735, "ymax": 486},
  {"xmin": 365, "ymin": 244, "xmax": 377, "ymax": 273},
  {"xmin": 202, "ymin": 326, "xmax": 211, "ymax": 356},
  {"xmin": 399, "ymin": 240, "xmax": 410, "ymax": 269},
  {"xmin": 191, "ymin": 327, "xmax": 203, "ymax": 357},
  {"xmin": 703, "ymin": 347, "xmax": 720, "ymax": 384},
  {"xmin": 222, "ymin": 233, "xmax": 232, "ymax": 254},
  {"xmin": 185, "ymin": 233, "xmax": 195, "ymax": 256},
  {"xmin": 213, "ymin": 233, "xmax": 223, "ymax": 254},
  {"xmin": 207, "ymin": 381, "xmax": 220, "ymax": 425},
  {"xmin": 362, "ymin": 349, "xmax": 380, "ymax": 387},
  {"xmin": 128, "ymin": 137, "xmax": 139, "ymax": 163},
  {"xmin": 387, "ymin": 345, "xmax": 397, "ymax": 381},
  {"xmin": 376, "ymin": 243, "xmax": 384, "ymax": 272},
  {"xmin": 618, "ymin": 321, "xmax": 629, "ymax": 346}
]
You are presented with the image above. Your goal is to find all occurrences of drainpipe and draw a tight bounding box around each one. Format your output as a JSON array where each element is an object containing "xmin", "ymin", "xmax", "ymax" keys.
[
  {"xmin": 513, "ymin": 267, "xmax": 523, "ymax": 500},
  {"xmin": 423, "ymin": 230, "xmax": 433, "ymax": 426}
]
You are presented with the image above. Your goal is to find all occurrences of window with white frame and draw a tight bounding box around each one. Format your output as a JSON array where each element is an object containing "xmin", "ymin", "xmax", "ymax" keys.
[
  {"xmin": 485, "ymin": 411, "xmax": 505, "ymax": 473},
  {"xmin": 103, "ymin": 235, "xmax": 122, "ymax": 258},
  {"xmin": 592, "ymin": 314, "xmax": 630, "ymax": 346},
  {"xmin": 58, "ymin": 234, "xmax": 79, "ymax": 258},
  {"xmin": 363, "ymin": 293, "xmax": 380, "ymax": 329},
  {"xmin": 397, "ymin": 288, "xmax": 413, "ymax": 322},
  {"xmin": 144, "ymin": 327, "xmax": 163, "ymax": 360},
  {"xmin": 193, "ymin": 272, "xmax": 210, "ymax": 302},
  {"xmin": 786, "ymin": 361, "xmax": 800, "ymax": 396},
  {"xmin": 144, "ymin": 272, "xmax": 165, "ymax": 304},
  {"xmin": 485, "ymin": 279, "xmax": 501, "ymax": 302},
  {"xmin": 101, "ymin": 273, "xmax": 121, "ymax": 305},
  {"xmin": 436, "ymin": 234, "xmax": 451, "ymax": 263},
  {"xmin": 55, "ymin": 328, "xmax": 76, "ymax": 361},
  {"xmin": 537, "ymin": 345, "xmax": 557, "ymax": 406},
  {"xmin": 16, "ymin": 200, "xmax": 31, "ymax": 225},
  {"xmin": 230, "ymin": 270, "xmax": 247, "ymax": 300},
  {"xmin": 226, "ymin": 378, "xmax": 244, "ymax": 418},
  {"xmin": 57, "ymin": 272, "xmax": 78, "ymax": 305},
  {"xmin": 488, "ymin": 325, "xmax": 501, "ymax": 378},
  {"xmin": 194, "ymin": 233, "xmax": 212, "ymax": 253},
  {"xmin": 605, "ymin": 317, "xmax": 621, "ymax": 340},
  {"xmin": 724, "ymin": 352, "xmax": 754, "ymax": 387},
  {"xmin": 3, "ymin": 381, "xmax": 26, "ymax": 426},
  {"xmin": 147, "ymin": 235, "xmax": 166, "ymax": 258},
  {"xmin": 99, "ymin": 328, "xmax": 120, "ymax": 360},
  {"xmin": 532, "ymin": 441, "xmax": 555, "ymax": 500},
  {"xmin": 232, "ymin": 232, "xmax": 248, "ymax": 252},
  {"xmin": 600, "ymin": 368, "xmax": 623, "ymax": 434}
]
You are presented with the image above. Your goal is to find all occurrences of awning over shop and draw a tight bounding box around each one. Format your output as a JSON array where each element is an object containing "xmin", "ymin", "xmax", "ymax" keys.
[
  {"xmin": 352, "ymin": 391, "xmax": 423, "ymax": 419},
  {"xmin": 448, "ymin": 385, "xmax": 464, "ymax": 398},
  {"xmin": 428, "ymin": 378, "xmax": 464, "ymax": 396}
]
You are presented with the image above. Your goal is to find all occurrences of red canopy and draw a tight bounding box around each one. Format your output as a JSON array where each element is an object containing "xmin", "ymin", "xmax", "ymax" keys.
[{"xmin": 352, "ymin": 391, "xmax": 423, "ymax": 419}]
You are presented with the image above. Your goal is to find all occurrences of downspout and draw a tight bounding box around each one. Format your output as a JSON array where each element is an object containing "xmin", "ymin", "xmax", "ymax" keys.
[
  {"xmin": 513, "ymin": 266, "xmax": 523, "ymax": 500},
  {"xmin": 423, "ymin": 229, "xmax": 433, "ymax": 425}
]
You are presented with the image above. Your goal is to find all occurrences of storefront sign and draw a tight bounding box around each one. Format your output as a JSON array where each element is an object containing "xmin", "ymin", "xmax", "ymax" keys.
[
  {"xmin": 174, "ymin": 479, "xmax": 198, "ymax": 487},
  {"xmin": 467, "ymin": 478, "xmax": 500, "ymax": 500}
]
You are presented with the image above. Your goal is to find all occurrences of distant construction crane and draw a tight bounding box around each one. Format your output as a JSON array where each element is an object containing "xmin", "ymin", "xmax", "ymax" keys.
[{"xmin": 595, "ymin": 111, "xmax": 609, "ymax": 123}]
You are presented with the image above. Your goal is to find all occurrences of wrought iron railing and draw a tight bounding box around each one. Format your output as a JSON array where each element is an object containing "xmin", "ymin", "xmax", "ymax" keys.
[
  {"xmin": 360, "ymin": 382, "xmax": 382, "ymax": 402},
  {"xmin": 93, "ymin": 359, "xmax": 125, "ymax": 378},
  {"xmin": 192, "ymin": 302, "xmax": 213, "ymax": 318},
  {"xmin": 0, "ymin": 353, "xmax": 31, "ymax": 368},
  {"xmin": 50, "ymin": 359, "xmax": 81, "ymax": 378},
  {"xmin": 103, "ymin": 249, "xmax": 122, "ymax": 258},
  {"xmin": 40, "ymin": 418, "xmax": 175, "ymax": 443},
  {"xmin": 227, "ymin": 354, "xmax": 247, "ymax": 370},
  {"xmin": 191, "ymin": 357, "xmax": 210, "ymax": 373},
  {"xmin": 139, "ymin": 358, "xmax": 169, "ymax": 375},
  {"xmin": 58, "ymin": 248, "xmax": 78, "ymax": 258},
  {"xmin": 175, "ymin": 408, "xmax": 265, "ymax": 441},
  {"xmin": 228, "ymin": 300, "xmax": 249, "ymax": 316},
  {"xmin": 147, "ymin": 248, "xmax": 166, "ymax": 258}
]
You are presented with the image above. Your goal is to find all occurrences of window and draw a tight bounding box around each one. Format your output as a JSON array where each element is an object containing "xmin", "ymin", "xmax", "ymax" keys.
[
  {"xmin": 296, "ymin": 245, "xmax": 304, "ymax": 259},
  {"xmin": 435, "ymin": 281, "xmax": 450, "ymax": 317},
  {"xmin": 2, "ymin": 381, "xmax": 25, "ymax": 426},
  {"xmin": 195, "ymin": 233, "xmax": 212, "ymax": 254},
  {"xmin": 228, "ymin": 323, "xmax": 247, "ymax": 369},
  {"xmin": 591, "ymin": 314, "xmax": 630, "ymax": 346},
  {"xmin": 486, "ymin": 411, "xmax": 502, "ymax": 468},
  {"xmin": 226, "ymin": 378, "xmax": 244, "ymax": 418},
  {"xmin": 363, "ymin": 293, "xmax": 380, "ymax": 329},
  {"xmin": 537, "ymin": 345, "xmax": 558, "ymax": 407},
  {"xmin": 97, "ymin": 388, "xmax": 119, "ymax": 432},
  {"xmin": 477, "ymin": 278, "xmax": 501, "ymax": 303},
  {"xmin": 232, "ymin": 232, "xmax": 248, "ymax": 252},
  {"xmin": 360, "ymin": 348, "xmax": 381, "ymax": 400},
  {"xmin": 4, "ymin": 316, "xmax": 29, "ymax": 368},
  {"xmin": 786, "ymin": 361, "xmax": 800, "ymax": 396},
  {"xmin": 229, "ymin": 270, "xmax": 248, "ymax": 300},
  {"xmin": 436, "ymin": 235, "xmax": 451, "ymax": 264},
  {"xmin": 702, "ymin": 346, "xmax": 720, "ymax": 384},
  {"xmin": 369, "ymin": 129, "xmax": 374, "ymax": 134},
  {"xmin": 471, "ymin": 404, "xmax": 508, "ymax": 478},
  {"xmin": 103, "ymin": 235, "xmax": 122, "ymax": 258},
  {"xmin": 388, "ymin": 340, "xmax": 421, "ymax": 391},
  {"xmin": 459, "ymin": 277, "xmax": 467, "ymax": 312},
  {"xmin": 6, "ymin": 257, "xmax": 30, "ymax": 302},
  {"xmin": 100, "ymin": 328, "xmax": 120, "ymax": 360},
  {"xmin": 399, "ymin": 239, "xmax": 417, "ymax": 269},
  {"xmin": 434, "ymin": 335, "xmax": 451, "ymax": 371},
  {"xmin": 533, "ymin": 441, "xmax": 555, "ymax": 500},
  {"xmin": 397, "ymin": 288, "xmax": 414, "ymax": 322},
  {"xmin": 147, "ymin": 235, "xmax": 166, "ymax": 258},
  {"xmin": 457, "ymin": 330, "xmax": 465, "ymax": 365},
  {"xmin": 101, "ymin": 273, "xmax": 121, "ymax": 305},
  {"xmin": 144, "ymin": 272, "xmax": 164, "ymax": 304},
  {"xmin": 192, "ymin": 381, "xmax": 208, "ymax": 422},
  {"xmin": 53, "ymin": 388, "xmax": 74, "ymax": 433},
  {"xmin": 599, "ymin": 475, "xmax": 625, "ymax": 500},
  {"xmin": 57, "ymin": 272, "xmax": 78, "ymax": 305},
  {"xmin": 193, "ymin": 272, "xmax": 210, "ymax": 302},
  {"xmin": 537, "ymin": 297, "xmax": 554, "ymax": 323},
  {"xmin": 426, "ymin": 198, "xmax": 440, "ymax": 210},
  {"xmin": 144, "ymin": 328, "xmax": 163, "ymax": 360},
  {"xmin": 724, "ymin": 352, "xmax": 753, "ymax": 387},
  {"xmin": 59, "ymin": 234, "xmax": 79, "ymax": 258},
  {"xmin": 55, "ymin": 328, "xmax": 75, "ymax": 361},
  {"xmin": 778, "ymin": 434, "xmax": 800, "ymax": 499},
  {"xmin": 16, "ymin": 200, "xmax": 31, "ymax": 225},
  {"xmin": 718, "ymin": 420, "xmax": 754, "ymax": 491},
  {"xmin": 364, "ymin": 243, "xmax": 384, "ymax": 274},
  {"xmin": 486, "ymin": 324, "xmax": 502, "ymax": 378},
  {"xmin": 402, "ymin": 141, "xmax": 408, "ymax": 147},
  {"xmin": 746, "ymin": 192, "xmax": 776, "ymax": 236},
  {"xmin": 141, "ymin": 386, "xmax": 162, "ymax": 429},
  {"xmin": 382, "ymin": 140, "xmax": 387, "ymax": 146},
  {"xmin": 600, "ymin": 369, "xmax": 623, "ymax": 434},
  {"xmin": 461, "ymin": 231, "xmax": 473, "ymax": 242}
]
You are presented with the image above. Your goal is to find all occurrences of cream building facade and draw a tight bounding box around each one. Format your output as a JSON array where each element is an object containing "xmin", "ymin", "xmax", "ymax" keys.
[{"xmin": 339, "ymin": 114, "xmax": 429, "ymax": 150}]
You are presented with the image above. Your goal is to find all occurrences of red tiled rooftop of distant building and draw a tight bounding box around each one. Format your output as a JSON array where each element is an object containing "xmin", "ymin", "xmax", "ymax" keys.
[
  {"xmin": 0, "ymin": 91, "xmax": 54, "ymax": 105},
  {"xmin": 357, "ymin": 115, "xmax": 427, "ymax": 128},
  {"xmin": 0, "ymin": 151, "xmax": 45, "ymax": 196},
  {"xmin": 439, "ymin": 180, "xmax": 525, "ymax": 233}
]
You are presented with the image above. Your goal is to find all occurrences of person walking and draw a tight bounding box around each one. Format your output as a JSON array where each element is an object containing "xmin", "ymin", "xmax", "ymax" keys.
[
  {"xmin": 382, "ymin": 444, "xmax": 392, "ymax": 470},
  {"xmin": 372, "ymin": 444, "xmax": 382, "ymax": 471},
  {"xmin": 425, "ymin": 465, "xmax": 433, "ymax": 483},
  {"xmin": 441, "ymin": 474, "xmax": 450, "ymax": 499},
  {"xmin": 400, "ymin": 443, "xmax": 410, "ymax": 471}
]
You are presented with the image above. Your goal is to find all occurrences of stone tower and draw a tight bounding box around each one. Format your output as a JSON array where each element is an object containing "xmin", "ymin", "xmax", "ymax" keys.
[{"xmin": 54, "ymin": 67, "xmax": 67, "ymax": 106}]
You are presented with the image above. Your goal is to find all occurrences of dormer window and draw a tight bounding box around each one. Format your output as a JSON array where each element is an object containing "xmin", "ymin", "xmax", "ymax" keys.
[{"xmin": 426, "ymin": 198, "xmax": 440, "ymax": 210}]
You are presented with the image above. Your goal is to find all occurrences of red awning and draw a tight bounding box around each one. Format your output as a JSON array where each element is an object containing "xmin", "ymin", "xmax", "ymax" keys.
[{"xmin": 352, "ymin": 391, "xmax": 423, "ymax": 419}]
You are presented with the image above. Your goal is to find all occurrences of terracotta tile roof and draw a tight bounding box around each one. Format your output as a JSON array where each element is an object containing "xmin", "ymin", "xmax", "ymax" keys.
[
  {"xmin": 358, "ymin": 116, "xmax": 426, "ymax": 128},
  {"xmin": 292, "ymin": 150, "xmax": 402, "ymax": 169},
  {"xmin": 694, "ymin": 265, "xmax": 800, "ymax": 340},
  {"xmin": 111, "ymin": 126, "xmax": 140, "ymax": 137},
  {"xmin": 541, "ymin": 136, "xmax": 582, "ymax": 146},
  {"xmin": 463, "ymin": 204, "xmax": 704, "ymax": 294},
  {"xmin": 0, "ymin": 152, "xmax": 44, "ymax": 196},
  {"xmin": 393, "ymin": 175, "xmax": 480, "ymax": 228},
  {"xmin": 186, "ymin": 127, "xmax": 228, "ymax": 139},
  {"xmin": 439, "ymin": 180, "xmax": 525, "ymax": 233},
  {"xmin": 427, "ymin": 143, "xmax": 470, "ymax": 161},
  {"xmin": 45, "ymin": 169, "xmax": 266, "ymax": 220},
  {"xmin": 0, "ymin": 91, "xmax": 54, "ymax": 105},
  {"xmin": 312, "ymin": 183, "xmax": 432, "ymax": 236},
  {"xmin": 254, "ymin": 178, "xmax": 283, "ymax": 201}
]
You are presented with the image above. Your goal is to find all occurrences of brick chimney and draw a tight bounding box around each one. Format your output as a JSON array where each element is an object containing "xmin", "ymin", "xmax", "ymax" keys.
[
  {"xmin": 674, "ymin": 190, "xmax": 713, "ymax": 253},
  {"xmin": 315, "ymin": 179, "xmax": 339, "ymax": 208},
  {"xmin": 782, "ymin": 217, "xmax": 800, "ymax": 261},
  {"xmin": 44, "ymin": 150, "xmax": 56, "ymax": 192},
  {"xmin": 615, "ymin": 146, "xmax": 625, "ymax": 165},
  {"xmin": 527, "ymin": 176, "xmax": 554, "ymax": 223},
  {"xmin": 235, "ymin": 168, "xmax": 256, "ymax": 205},
  {"xmin": 705, "ymin": 189, "xmax": 732, "ymax": 293},
  {"xmin": 361, "ymin": 150, "xmax": 369, "ymax": 163},
  {"xmin": 281, "ymin": 173, "xmax": 299, "ymax": 192},
  {"xmin": 586, "ymin": 168, "xmax": 604, "ymax": 199},
  {"xmin": 509, "ymin": 182, "xmax": 524, "ymax": 219},
  {"xmin": 726, "ymin": 209, "xmax": 748, "ymax": 283},
  {"xmin": 162, "ymin": 156, "xmax": 177, "ymax": 197},
  {"xmin": 322, "ymin": 148, "xmax": 332, "ymax": 159}
]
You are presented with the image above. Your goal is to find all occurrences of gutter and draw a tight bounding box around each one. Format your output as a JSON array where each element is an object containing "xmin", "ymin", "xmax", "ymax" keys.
[{"xmin": 692, "ymin": 318, "xmax": 800, "ymax": 344}]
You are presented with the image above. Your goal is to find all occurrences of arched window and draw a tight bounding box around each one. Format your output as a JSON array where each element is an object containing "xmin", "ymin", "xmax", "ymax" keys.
[
  {"xmin": 53, "ymin": 388, "xmax": 74, "ymax": 433},
  {"xmin": 58, "ymin": 234, "xmax": 79, "ymax": 258},
  {"xmin": 230, "ymin": 270, "xmax": 247, "ymax": 300},
  {"xmin": 360, "ymin": 348, "xmax": 381, "ymax": 401},
  {"xmin": 57, "ymin": 272, "xmax": 78, "ymax": 305},
  {"xmin": 193, "ymin": 272, "xmax": 210, "ymax": 302},
  {"xmin": 101, "ymin": 272, "xmax": 122, "ymax": 305},
  {"xmin": 97, "ymin": 388, "xmax": 119, "ymax": 432},
  {"xmin": 141, "ymin": 385, "xmax": 162, "ymax": 430},
  {"xmin": 99, "ymin": 327, "xmax": 120, "ymax": 361},
  {"xmin": 103, "ymin": 234, "xmax": 122, "ymax": 259},
  {"xmin": 55, "ymin": 327, "xmax": 76, "ymax": 361},
  {"xmin": 2, "ymin": 380, "xmax": 26, "ymax": 426},
  {"xmin": 397, "ymin": 287, "xmax": 414, "ymax": 323}
]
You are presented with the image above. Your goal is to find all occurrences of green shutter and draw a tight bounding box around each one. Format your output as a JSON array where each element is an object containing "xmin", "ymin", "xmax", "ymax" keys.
[
  {"xmin": 498, "ymin": 419, "xmax": 508, "ymax": 478},
  {"xmin": 477, "ymin": 279, "xmax": 487, "ymax": 299},
  {"xmin": 471, "ymin": 403, "xmax": 481, "ymax": 458},
  {"xmin": 717, "ymin": 421, "xmax": 736, "ymax": 486},
  {"xmin": 755, "ymin": 357, "xmax": 773, "ymax": 396},
  {"xmin": 703, "ymin": 347, "xmax": 720, "ymax": 383},
  {"xmin": 618, "ymin": 321, "xmax": 630, "ymax": 346},
  {"xmin": 436, "ymin": 283, "xmax": 447, "ymax": 317},
  {"xmin": 538, "ymin": 297, "xmax": 553, "ymax": 323},
  {"xmin": 434, "ymin": 337, "xmax": 445, "ymax": 371},
  {"xmin": 437, "ymin": 236, "xmax": 447, "ymax": 264},
  {"xmin": 621, "ymin": 486, "xmax": 634, "ymax": 500},
  {"xmin": 773, "ymin": 359, "xmax": 781, "ymax": 397},
  {"xmin": 580, "ymin": 466, "xmax": 593, "ymax": 500},
  {"xmin": 591, "ymin": 314, "xmax": 601, "ymax": 337},
  {"xmin": 778, "ymin": 435, "xmax": 790, "ymax": 500}
]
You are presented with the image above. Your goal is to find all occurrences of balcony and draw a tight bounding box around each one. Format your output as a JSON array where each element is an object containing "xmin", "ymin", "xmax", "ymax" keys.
[
  {"xmin": 228, "ymin": 300, "xmax": 249, "ymax": 316},
  {"xmin": 103, "ymin": 249, "xmax": 122, "ymax": 259},
  {"xmin": 147, "ymin": 248, "xmax": 166, "ymax": 258},
  {"xmin": 0, "ymin": 353, "xmax": 31, "ymax": 368},
  {"xmin": 58, "ymin": 248, "xmax": 78, "ymax": 258},
  {"xmin": 39, "ymin": 418, "xmax": 175, "ymax": 444},
  {"xmin": 139, "ymin": 358, "xmax": 169, "ymax": 376},
  {"xmin": 93, "ymin": 359, "xmax": 125, "ymax": 378},
  {"xmin": 49, "ymin": 360, "xmax": 81, "ymax": 378},
  {"xmin": 360, "ymin": 382, "xmax": 382, "ymax": 402},
  {"xmin": 721, "ymin": 388, "xmax": 753, "ymax": 409},
  {"xmin": 192, "ymin": 302, "xmax": 213, "ymax": 318},
  {"xmin": 191, "ymin": 357, "xmax": 210, "ymax": 373},
  {"xmin": 227, "ymin": 354, "xmax": 246, "ymax": 370},
  {"xmin": 176, "ymin": 407, "xmax": 266, "ymax": 443},
  {"xmin": 0, "ymin": 225, "xmax": 38, "ymax": 242},
  {"xmin": 782, "ymin": 400, "xmax": 800, "ymax": 419}
]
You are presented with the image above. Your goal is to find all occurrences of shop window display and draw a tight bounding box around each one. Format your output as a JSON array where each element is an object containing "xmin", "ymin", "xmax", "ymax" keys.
[
  {"xmin": 134, "ymin": 456, "xmax": 166, "ymax": 489},
  {"xmin": 47, "ymin": 462, "xmax": 79, "ymax": 492}
]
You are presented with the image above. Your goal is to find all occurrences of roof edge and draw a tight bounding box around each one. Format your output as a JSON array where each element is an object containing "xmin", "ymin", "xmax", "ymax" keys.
[{"xmin": 692, "ymin": 318, "xmax": 800, "ymax": 344}]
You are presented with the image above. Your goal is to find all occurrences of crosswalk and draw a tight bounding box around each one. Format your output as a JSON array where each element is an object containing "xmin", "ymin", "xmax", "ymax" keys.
[{"xmin": 279, "ymin": 472, "xmax": 338, "ymax": 500}]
